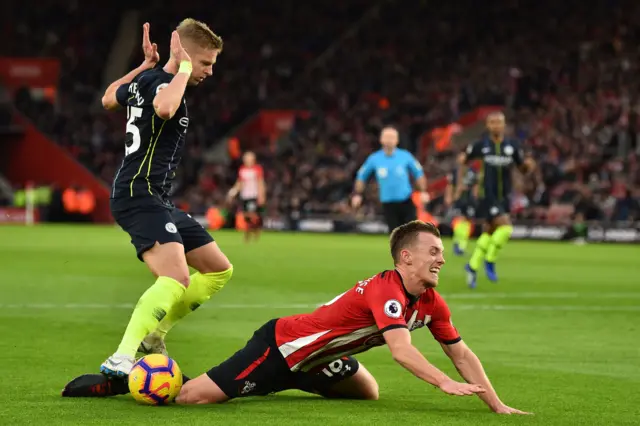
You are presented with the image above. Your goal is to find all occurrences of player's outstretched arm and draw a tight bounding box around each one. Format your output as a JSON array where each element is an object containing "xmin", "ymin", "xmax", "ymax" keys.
[
  {"xmin": 153, "ymin": 31, "xmax": 191, "ymax": 120},
  {"xmin": 227, "ymin": 180, "xmax": 242, "ymax": 201},
  {"xmin": 408, "ymin": 155, "xmax": 430, "ymax": 203},
  {"xmin": 415, "ymin": 176, "xmax": 430, "ymax": 204},
  {"xmin": 383, "ymin": 328, "xmax": 485, "ymax": 396},
  {"xmin": 257, "ymin": 176, "xmax": 266, "ymax": 206},
  {"xmin": 455, "ymin": 151, "xmax": 469, "ymax": 200},
  {"xmin": 352, "ymin": 156, "xmax": 374, "ymax": 209},
  {"xmin": 519, "ymin": 156, "xmax": 536, "ymax": 175},
  {"xmin": 440, "ymin": 340, "xmax": 532, "ymax": 414},
  {"xmin": 444, "ymin": 181, "xmax": 454, "ymax": 207},
  {"xmin": 102, "ymin": 23, "xmax": 159, "ymax": 110}
]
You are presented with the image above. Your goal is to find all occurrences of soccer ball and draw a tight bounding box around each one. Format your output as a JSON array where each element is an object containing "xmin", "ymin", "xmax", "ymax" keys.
[{"xmin": 128, "ymin": 354, "xmax": 183, "ymax": 405}]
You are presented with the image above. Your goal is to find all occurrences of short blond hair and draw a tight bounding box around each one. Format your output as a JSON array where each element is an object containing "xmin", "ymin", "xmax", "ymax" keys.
[
  {"xmin": 486, "ymin": 111, "xmax": 505, "ymax": 121},
  {"xmin": 176, "ymin": 18, "xmax": 223, "ymax": 51}
]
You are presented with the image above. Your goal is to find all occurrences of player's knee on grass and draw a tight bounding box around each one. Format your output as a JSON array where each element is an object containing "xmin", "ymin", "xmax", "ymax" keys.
[
  {"xmin": 325, "ymin": 363, "xmax": 379, "ymax": 401},
  {"xmin": 186, "ymin": 242, "xmax": 232, "ymax": 274},
  {"xmin": 176, "ymin": 374, "xmax": 229, "ymax": 405},
  {"xmin": 311, "ymin": 359, "xmax": 378, "ymax": 401},
  {"xmin": 142, "ymin": 242, "xmax": 191, "ymax": 287}
]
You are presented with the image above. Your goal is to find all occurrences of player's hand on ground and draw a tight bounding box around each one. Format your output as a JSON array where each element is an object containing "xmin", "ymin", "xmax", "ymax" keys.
[
  {"xmin": 171, "ymin": 31, "xmax": 192, "ymax": 64},
  {"xmin": 438, "ymin": 379, "xmax": 485, "ymax": 396},
  {"xmin": 141, "ymin": 23, "xmax": 159, "ymax": 68},
  {"xmin": 492, "ymin": 404, "xmax": 532, "ymax": 415},
  {"xmin": 351, "ymin": 194, "xmax": 363, "ymax": 210}
]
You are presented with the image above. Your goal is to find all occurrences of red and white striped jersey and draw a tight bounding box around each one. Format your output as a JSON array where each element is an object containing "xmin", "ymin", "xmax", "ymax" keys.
[
  {"xmin": 275, "ymin": 270, "xmax": 461, "ymax": 372},
  {"xmin": 238, "ymin": 165, "xmax": 263, "ymax": 200}
]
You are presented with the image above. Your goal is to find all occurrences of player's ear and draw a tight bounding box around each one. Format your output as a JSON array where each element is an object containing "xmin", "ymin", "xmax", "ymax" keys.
[{"xmin": 401, "ymin": 249, "xmax": 412, "ymax": 265}]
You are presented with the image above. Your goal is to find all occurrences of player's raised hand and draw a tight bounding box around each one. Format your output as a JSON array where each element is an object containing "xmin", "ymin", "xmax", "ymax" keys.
[
  {"xmin": 141, "ymin": 23, "xmax": 159, "ymax": 68},
  {"xmin": 438, "ymin": 379, "xmax": 485, "ymax": 396},
  {"xmin": 171, "ymin": 31, "xmax": 192, "ymax": 64},
  {"xmin": 492, "ymin": 404, "xmax": 532, "ymax": 415}
]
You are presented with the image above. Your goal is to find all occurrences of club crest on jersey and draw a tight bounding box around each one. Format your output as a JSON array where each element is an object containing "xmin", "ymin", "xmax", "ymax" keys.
[
  {"xmin": 165, "ymin": 223, "xmax": 177, "ymax": 233},
  {"xmin": 504, "ymin": 145, "xmax": 514, "ymax": 155},
  {"xmin": 384, "ymin": 299, "xmax": 402, "ymax": 319},
  {"xmin": 377, "ymin": 167, "xmax": 388, "ymax": 178}
]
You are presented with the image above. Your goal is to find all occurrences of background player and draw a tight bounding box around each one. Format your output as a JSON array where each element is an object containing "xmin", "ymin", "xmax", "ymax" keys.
[
  {"xmin": 457, "ymin": 112, "xmax": 535, "ymax": 288},
  {"xmin": 444, "ymin": 164, "xmax": 478, "ymax": 256},
  {"xmin": 64, "ymin": 221, "xmax": 530, "ymax": 415},
  {"xmin": 351, "ymin": 126, "xmax": 430, "ymax": 233},
  {"xmin": 227, "ymin": 151, "xmax": 266, "ymax": 243},
  {"xmin": 98, "ymin": 20, "xmax": 233, "ymax": 377}
]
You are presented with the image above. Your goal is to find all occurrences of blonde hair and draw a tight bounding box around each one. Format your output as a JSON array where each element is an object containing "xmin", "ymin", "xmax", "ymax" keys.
[
  {"xmin": 487, "ymin": 111, "xmax": 505, "ymax": 121},
  {"xmin": 176, "ymin": 18, "xmax": 223, "ymax": 51}
]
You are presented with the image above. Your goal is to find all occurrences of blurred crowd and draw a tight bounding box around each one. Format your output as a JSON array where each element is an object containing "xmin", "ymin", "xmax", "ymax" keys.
[
  {"xmin": 257, "ymin": 0, "xmax": 640, "ymax": 223},
  {"xmin": 3, "ymin": 0, "xmax": 640, "ymax": 223}
]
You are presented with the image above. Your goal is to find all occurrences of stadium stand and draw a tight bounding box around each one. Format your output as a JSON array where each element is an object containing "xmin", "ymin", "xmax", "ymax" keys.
[
  {"xmin": 2, "ymin": 0, "xmax": 639, "ymax": 224},
  {"xmin": 2, "ymin": 0, "xmax": 376, "ymax": 203},
  {"xmin": 260, "ymin": 0, "xmax": 640, "ymax": 222}
]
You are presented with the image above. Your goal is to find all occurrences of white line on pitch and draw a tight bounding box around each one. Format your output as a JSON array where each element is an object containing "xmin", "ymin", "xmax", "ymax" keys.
[
  {"xmin": 442, "ymin": 292, "xmax": 640, "ymax": 299},
  {"xmin": 1, "ymin": 303, "xmax": 639, "ymax": 312},
  {"xmin": 452, "ymin": 304, "xmax": 640, "ymax": 312}
]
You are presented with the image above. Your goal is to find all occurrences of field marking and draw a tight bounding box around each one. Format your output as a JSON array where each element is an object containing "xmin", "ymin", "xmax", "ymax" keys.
[
  {"xmin": 1, "ymin": 302, "xmax": 639, "ymax": 312},
  {"xmin": 451, "ymin": 304, "xmax": 640, "ymax": 312},
  {"xmin": 442, "ymin": 292, "xmax": 640, "ymax": 300}
]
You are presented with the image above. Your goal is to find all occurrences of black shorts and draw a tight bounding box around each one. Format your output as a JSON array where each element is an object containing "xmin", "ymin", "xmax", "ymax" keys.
[
  {"xmin": 110, "ymin": 197, "xmax": 214, "ymax": 261},
  {"xmin": 240, "ymin": 199, "xmax": 263, "ymax": 228},
  {"xmin": 452, "ymin": 199, "xmax": 477, "ymax": 219},
  {"xmin": 206, "ymin": 319, "xmax": 360, "ymax": 399},
  {"xmin": 241, "ymin": 198, "xmax": 259, "ymax": 213},
  {"xmin": 382, "ymin": 198, "xmax": 417, "ymax": 233},
  {"xmin": 476, "ymin": 198, "xmax": 510, "ymax": 222}
]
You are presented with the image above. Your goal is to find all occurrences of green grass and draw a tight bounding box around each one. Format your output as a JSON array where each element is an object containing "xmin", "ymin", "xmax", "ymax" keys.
[{"xmin": 1, "ymin": 225, "xmax": 639, "ymax": 425}]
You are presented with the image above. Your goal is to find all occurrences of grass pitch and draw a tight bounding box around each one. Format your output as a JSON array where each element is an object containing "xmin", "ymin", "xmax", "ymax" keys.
[{"xmin": 1, "ymin": 225, "xmax": 639, "ymax": 425}]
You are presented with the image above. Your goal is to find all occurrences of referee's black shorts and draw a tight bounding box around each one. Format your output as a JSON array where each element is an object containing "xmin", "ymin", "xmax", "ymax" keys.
[{"xmin": 382, "ymin": 198, "xmax": 417, "ymax": 233}]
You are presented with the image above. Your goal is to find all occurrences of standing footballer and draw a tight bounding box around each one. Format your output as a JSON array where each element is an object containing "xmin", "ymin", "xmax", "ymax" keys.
[
  {"xmin": 98, "ymin": 20, "xmax": 233, "ymax": 377},
  {"xmin": 457, "ymin": 112, "xmax": 535, "ymax": 288},
  {"xmin": 227, "ymin": 151, "xmax": 266, "ymax": 243}
]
